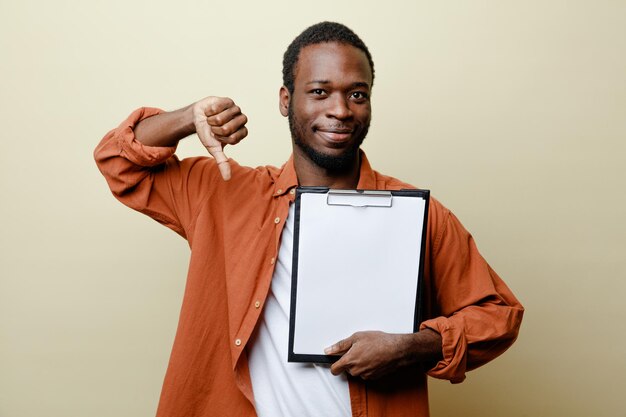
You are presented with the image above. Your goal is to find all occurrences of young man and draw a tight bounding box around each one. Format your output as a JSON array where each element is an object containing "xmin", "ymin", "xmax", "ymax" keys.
[{"xmin": 95, "ymin": 22, "xmax": 523, "ymax": 417}]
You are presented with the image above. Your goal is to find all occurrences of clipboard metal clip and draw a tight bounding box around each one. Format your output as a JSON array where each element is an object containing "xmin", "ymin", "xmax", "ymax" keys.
[{"xmin": 326, "ymin": 190, "xmax": 393, "ymax": 208}]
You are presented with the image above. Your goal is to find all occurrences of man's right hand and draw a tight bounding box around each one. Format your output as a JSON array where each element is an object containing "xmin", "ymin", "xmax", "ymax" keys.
[
  {"xmin": 192, "ymin": 96, "xmax": 248, "ymax": 181},
  {"xmin": 133, "ymin": 96, "xmax": 248, "ymax": 181}
]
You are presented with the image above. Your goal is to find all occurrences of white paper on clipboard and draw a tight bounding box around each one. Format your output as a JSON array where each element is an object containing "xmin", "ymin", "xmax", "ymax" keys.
[{"xmin": 288, "ymin": 188, "xmax": 429, "ymax": 363}]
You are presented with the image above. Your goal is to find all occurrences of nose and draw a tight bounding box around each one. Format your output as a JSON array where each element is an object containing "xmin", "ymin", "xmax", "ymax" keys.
[{"xmin": 326, "ymin": 93, "xmax": 353, "ymax": 120}]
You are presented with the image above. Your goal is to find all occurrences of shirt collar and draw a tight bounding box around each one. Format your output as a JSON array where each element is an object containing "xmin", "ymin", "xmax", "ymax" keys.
[
  {"xmin": 355, "ymin": 151, "xmax": 377, "ymax": 189},
  {"xmin": 274, "ymin": 150, "xmax": 377, "ymax": 196}
]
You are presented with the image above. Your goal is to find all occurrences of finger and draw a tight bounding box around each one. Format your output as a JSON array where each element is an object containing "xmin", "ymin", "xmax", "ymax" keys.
[
  {"xmin": 212, "ymin": 125, "xmax": 248, "ymax": 144},
  {"xmin": 206, "ymin": 104, "xmax": 242, "ymax": 126},
  {"xmin": 210, "ymin": 114, "xmax": 248, "ymax": 140},
  {"xmin": 330, "ymin": 355, "xmax": 351, "ymax": 376},
  {"xmin": 358, "ymin": 369, "xmax": 375, "ymax": 380},
  {"xmin": 201, "ymin": 97, "xmax": 235, "ymax": 117},
  {"xmin": 325, "ymin": 336, "xmax": 354, "ymax": 355}
]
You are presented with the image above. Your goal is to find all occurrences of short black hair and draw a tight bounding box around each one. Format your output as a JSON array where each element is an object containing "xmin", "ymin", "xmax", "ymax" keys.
[{"xmin": 282, "ymin": 21, "xmax": 375, "ymax": 94}]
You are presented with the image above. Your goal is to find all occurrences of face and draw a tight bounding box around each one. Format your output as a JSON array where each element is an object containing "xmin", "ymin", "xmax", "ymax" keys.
[{"xmin": 280, "ymin": 42, "xmax": 373, "ymax": 173}]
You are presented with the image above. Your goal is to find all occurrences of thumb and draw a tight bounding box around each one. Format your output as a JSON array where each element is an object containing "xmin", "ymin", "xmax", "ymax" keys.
[
  {"xmin": 325, "ymin": 336, "xmax": 354, "ymax": 355},
  {"xmin": 206, "ymin": 144, "xmax": 231, "ymax": 181},
  {"xmin": 196, "ymin": 116, "xmax": 231, "ymax": 181},
  {"xmin": 192, "ymin": 97, "xmax": 232, "ymax": 181}
]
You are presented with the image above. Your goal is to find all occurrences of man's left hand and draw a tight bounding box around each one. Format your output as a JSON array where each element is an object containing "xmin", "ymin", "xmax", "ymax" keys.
[{"xmin": 325, "ymin": 329, "xmax": 442, "ymax": 380}]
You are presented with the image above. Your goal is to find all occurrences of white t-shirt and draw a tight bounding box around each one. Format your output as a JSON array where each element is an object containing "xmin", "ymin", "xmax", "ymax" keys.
[{"xmin": 248, "ymin": 204, "xmax": 352, "ymax": 417}]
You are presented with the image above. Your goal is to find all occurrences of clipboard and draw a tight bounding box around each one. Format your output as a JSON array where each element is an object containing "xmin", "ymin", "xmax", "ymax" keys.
[{"xmin": 288, "ymin": 186, "xmax": 430, "ymax": 363}]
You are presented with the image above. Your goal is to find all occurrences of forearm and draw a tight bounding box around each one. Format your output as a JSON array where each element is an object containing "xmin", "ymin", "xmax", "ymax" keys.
[
  {"xmin": 402, "ymin": 329, "xmax": 443, "ymax": 366},
  {"xmin": 134, "ymin": 104, "xmax": 196, "ymax": 147}
]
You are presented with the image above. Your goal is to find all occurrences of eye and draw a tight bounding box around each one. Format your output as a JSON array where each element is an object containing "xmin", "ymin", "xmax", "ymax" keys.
[
  {"xmin": 350, "ymin": 91, "xmax": 369, "ymax": 101},
  {"xmin": 310, "ymin": 88, "xmax": 326, "ymax": 96}
]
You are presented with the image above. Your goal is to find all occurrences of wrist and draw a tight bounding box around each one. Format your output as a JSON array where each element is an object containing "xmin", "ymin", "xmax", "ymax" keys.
[{"xmin": 179, "ymin": 104, "xmax": 197, "ymax": 138}]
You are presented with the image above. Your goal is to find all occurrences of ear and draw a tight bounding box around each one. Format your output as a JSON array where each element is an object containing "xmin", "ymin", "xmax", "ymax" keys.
[{"xmin": 279, "ymin": 86, "xmax": 290, "ymax": 117}]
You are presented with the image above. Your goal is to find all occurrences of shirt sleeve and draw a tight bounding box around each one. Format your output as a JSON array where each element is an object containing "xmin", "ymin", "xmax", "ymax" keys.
[
  {"xmin": 419, "ymin": 206, "xmax": 524, "ymax": 384},
  {"xmin": 93, "ymin": 107, "xmax": 222, "ymax": 239}
]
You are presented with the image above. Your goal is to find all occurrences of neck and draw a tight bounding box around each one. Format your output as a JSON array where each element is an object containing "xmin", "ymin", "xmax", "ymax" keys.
[{"xmin": 293, "ymin": 148, "xmax": 361, "ymax": 189}]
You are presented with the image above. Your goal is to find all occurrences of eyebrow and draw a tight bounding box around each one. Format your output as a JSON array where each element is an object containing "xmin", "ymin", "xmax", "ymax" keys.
[{"xmin": 306, "ymin": 80, "xmax": 371, "ymax": 89}]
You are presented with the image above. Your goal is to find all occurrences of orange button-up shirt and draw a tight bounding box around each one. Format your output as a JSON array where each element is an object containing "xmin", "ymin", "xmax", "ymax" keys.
[{"xmin": 95, "ymin": 108, "xmax": 524, "ymax": 417}]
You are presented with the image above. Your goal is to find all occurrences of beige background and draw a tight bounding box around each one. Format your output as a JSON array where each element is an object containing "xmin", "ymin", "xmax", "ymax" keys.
[{"xmin": 1, "ymin": 1, "xmax": 625, "ymax": 416}]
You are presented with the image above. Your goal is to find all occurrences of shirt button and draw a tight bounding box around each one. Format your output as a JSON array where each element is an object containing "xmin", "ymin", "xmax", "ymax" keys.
[
  {"xmin": 274, "ymin": 217, "xmax": 280, "ymax": 224},
  {"xmin": 270, "ymin": 257, "xmax": 275, "ymax": 265},
  {"xmin": 289, "ymin": 189, "xmax": 296, "ymax": 195},
  {"xmin": 235, "ymin": 339, "xmax": 242, "ymax": 346},
  {"xmin": 254, "ymin": 301, "xmax": 261, "ymax": 308},
  {"xmin": 276, "ymin": 189, "xmax": 283, "ymax": 195}
]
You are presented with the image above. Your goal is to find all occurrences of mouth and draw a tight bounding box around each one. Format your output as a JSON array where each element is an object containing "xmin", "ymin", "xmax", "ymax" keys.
[{"xmin": 315, "ymin": 128, "xmax": 354, "ymax": 145}]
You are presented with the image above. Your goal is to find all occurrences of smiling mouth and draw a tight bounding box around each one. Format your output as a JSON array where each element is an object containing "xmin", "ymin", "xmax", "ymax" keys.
[{"xmin": 315, "ymin": 128, "xmax": 354, "ymax": 144}]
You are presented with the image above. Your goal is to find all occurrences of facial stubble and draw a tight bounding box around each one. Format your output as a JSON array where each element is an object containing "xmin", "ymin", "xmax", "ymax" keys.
[{"xmin": 288, "ymin": 101, "xmax": 369, "ymax": 174}]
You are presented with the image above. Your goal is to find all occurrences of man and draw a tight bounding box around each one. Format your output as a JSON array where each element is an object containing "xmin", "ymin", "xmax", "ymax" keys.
[{"xmin": 95, "ymin": 22, "xmax": 523, "ymax": 417}]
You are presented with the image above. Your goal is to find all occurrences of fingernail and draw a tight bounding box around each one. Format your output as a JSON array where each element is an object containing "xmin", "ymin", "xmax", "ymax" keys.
[{"xmin": 324, "ymin": 346, "xmax": 333, "ymax": 354}]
